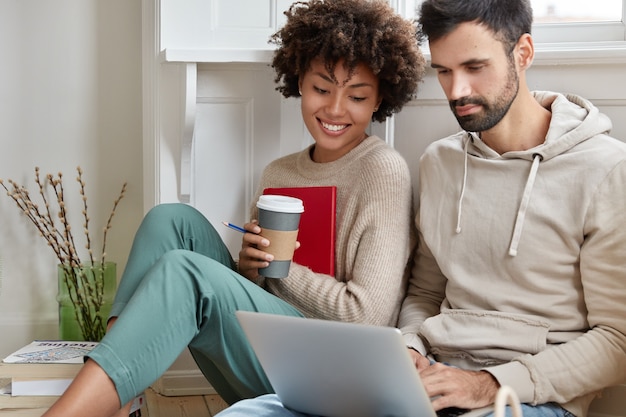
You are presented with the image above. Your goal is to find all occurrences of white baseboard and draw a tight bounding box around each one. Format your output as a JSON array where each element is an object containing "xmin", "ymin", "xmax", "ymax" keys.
[
  {"xmin": 150, "ymin": 369, "xmax": 217, "ymax": 397},
  {"xmin": 589, "ymin": 384, "xmax": 626, "ymax": 417}
]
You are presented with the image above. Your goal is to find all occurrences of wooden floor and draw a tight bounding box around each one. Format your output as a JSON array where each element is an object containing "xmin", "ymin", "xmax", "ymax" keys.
[{"xmin": 143, "ymin": 388, "xmax": 229, "ymax": 417}]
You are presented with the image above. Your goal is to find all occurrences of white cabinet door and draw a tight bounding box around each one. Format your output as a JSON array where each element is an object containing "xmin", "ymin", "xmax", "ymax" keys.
[{"xmin": 160, "ymin": 0, "xmax": 294, "ymax": 50}]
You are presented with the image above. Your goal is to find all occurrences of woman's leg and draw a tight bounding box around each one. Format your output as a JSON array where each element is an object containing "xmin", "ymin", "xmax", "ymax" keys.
[
  {"xmin": 216, "ymin": 397, "xmax": 575, "ymax": 417},
  {"xmin": 46, "ymin": 249, "xmax": 302, "ymax": 417},
  {"xmin": 486, "ymin": 403, "xmax": 575, "ymax": 417},
  {"xmin": 42, "ymin": 359, "xmax": 121, "ymax": 417},
  {"xmin": 216, "ymin": 394, "xmax": 311, "ymax": 417},
  {"xmin": 111, "ymin": 203, "xmax": 236, "ymax": 317},
  {"xmin": 43, "ymin": 203, "xmax": 302, "ymax": 417}
]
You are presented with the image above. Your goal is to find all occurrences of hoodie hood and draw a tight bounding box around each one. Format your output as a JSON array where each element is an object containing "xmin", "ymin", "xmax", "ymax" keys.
[{"xmin": 455, "ymin": 91, "xmax": 613, "ymax": 256}]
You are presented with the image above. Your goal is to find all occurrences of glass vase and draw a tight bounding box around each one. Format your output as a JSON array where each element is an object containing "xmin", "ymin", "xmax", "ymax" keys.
[{"xmin": 57, "ymin": 262, "xmax": 117, "ymax": 342}]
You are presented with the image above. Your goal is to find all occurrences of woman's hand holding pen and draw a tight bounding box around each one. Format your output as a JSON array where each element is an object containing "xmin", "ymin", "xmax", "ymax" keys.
[{"xmin": 237, "ymin": 221, "xmax": 274, "ymax": 281}]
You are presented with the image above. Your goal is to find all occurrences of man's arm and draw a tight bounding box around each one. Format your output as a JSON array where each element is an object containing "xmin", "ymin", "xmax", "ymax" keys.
[
  {"xmin": 398, "ymin": 225, "xmax": 448, "ymax": 352},
  {"xmin": 486, "ymin": 161, "xmax": 626, "ymax": 406},
  {"xmin": 400, "ymin": 230, "xmax": 501, "ymax": 411}
]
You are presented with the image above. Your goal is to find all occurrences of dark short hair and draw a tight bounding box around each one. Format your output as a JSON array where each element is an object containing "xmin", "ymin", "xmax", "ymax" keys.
[
  {"xmin": 270, "ymin": 0, "xmax": 426, "ymax": 123},
  {"xmin": 418, "ymin": 0, "xmax": 533, "ymax": 52}
]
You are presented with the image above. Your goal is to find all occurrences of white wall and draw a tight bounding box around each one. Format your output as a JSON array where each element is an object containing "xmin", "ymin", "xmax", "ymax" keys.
[{"xmin": 0, "ymin": 0, "xmax": 144, "ymax": 357}]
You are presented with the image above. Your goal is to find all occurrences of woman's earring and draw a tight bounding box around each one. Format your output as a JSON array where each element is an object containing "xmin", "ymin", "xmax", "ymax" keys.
[{"xmin": 299, "ymin": 90, "xmax": 303, "ymax": 95}]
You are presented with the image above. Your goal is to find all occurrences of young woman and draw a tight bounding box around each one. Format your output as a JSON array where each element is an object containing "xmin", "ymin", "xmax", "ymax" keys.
[{"xmin": 42, "ymin": 1, "xmax": 426, "ymax": 416}]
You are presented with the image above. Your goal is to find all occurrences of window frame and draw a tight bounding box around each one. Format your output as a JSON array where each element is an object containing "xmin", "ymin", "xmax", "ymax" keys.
[
  {"xmin": 533, "ymin": 21, "xmax": 625, "ymax": 43},
  {"xmin": 393, "ymin": 0, "xmax": 626, "ymax": 65}
]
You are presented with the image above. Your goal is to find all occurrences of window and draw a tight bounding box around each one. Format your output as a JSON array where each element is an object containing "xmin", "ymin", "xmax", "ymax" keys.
[
  {"xmin": 532, "ymin": 0, "xmax": 622, "ymax": 23},
  {"xmin": 531, "ymin": 0, "xmax": 625, "ymax": 42},
  {"xmin": 403, "ymin": 0, "xmax": 626, "ymax": 43}
]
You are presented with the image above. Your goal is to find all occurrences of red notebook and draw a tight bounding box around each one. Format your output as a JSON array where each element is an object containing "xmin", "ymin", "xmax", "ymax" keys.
[{"xmin": 263, "ymin": 186, "xmax": 336, "ymax": 276}]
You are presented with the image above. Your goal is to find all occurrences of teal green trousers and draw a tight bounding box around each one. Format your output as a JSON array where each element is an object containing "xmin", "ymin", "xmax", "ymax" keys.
[{"xmin": 87, "ymin": 203, "xmax": 304, "ymax": 406}]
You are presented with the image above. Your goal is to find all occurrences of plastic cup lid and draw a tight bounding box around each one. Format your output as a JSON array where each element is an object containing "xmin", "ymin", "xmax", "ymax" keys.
[{"xmin": 256, "ymin": 195, "xmax": 304, "ymax": 213}]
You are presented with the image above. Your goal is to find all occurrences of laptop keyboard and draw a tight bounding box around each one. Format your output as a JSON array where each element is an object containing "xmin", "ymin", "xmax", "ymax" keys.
[{"xmin": 437, "ymin": 407, "xmax": 471, "ymax": 417}]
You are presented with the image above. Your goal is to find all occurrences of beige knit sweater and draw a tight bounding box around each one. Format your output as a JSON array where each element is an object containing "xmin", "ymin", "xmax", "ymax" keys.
[{"xmin": 250, "ymin": 136, "xmax": 414, "ymax": 327}]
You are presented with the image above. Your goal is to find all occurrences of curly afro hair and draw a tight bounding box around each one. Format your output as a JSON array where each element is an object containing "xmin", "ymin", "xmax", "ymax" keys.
[{"xmin": 270, "ymin": 0, "xmax": 426, "ymax": 123}]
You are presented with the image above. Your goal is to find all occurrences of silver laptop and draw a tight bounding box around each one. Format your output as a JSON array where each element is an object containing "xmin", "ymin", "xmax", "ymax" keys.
[{"xmin": 236, "ymin": 311, "xmax": 493, "ymax": 417}]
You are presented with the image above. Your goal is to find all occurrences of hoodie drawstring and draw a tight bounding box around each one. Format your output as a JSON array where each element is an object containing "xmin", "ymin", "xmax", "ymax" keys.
[
  {"xmin": 455, "ymin": 136, "xmax": 470, "ymax": 234},
  {"xmin": 508, "ymin": 153, "xmax": 542, "ymax": 256},
  {"xmin": 455, "ymin": 137, "xmax": 542, "ymax": 256}
]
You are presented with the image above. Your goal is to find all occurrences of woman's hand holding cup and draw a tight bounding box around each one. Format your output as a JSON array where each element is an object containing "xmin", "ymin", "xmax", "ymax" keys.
[{"xmin": 237, "ymin": 221, "xmax": 273, "ymax": 281}]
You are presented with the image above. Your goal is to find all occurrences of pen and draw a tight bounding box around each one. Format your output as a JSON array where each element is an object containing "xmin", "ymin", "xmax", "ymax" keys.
[{"xmin": 222, "ymin": 221, "xmax": 246, "ymax": 233}]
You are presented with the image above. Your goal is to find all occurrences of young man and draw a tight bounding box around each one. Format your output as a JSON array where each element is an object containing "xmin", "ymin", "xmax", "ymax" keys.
[
  {"xmin": 400, "ymin": 1, "xmax": 625, "ymax": 416},
  {"xmin": 216, "ymin": 1, "xmax": 626, "ymax": 417}
]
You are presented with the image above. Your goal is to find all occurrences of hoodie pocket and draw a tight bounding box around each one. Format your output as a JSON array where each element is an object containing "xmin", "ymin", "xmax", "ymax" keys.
[{"xmin": 420, "ymin": 309, "xmax": 550, "ymax": 363}]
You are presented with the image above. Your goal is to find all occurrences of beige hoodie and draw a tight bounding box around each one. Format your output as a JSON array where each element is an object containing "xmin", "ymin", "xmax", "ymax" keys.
[{"xmin": 399, "ymin": 92, "xmax": 626, "ymax": 417}]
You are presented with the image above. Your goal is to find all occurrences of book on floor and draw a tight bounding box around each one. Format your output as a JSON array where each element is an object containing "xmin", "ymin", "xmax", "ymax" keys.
[
  {"xmin": 0, "ymin": 407, "xmax": 49, "ymax": 416},
  {"xmin": 0, "ymin": 340, "xmax": 96, "ymax": 379},
  {"xmin": 8, "ymin": 377, "xmax": 73, "ymax": 397},
  {"xmin": 0, "ymin": 377, "xmax": 58, "ymax": 409},
  {"xmin": 0, "ymin": 377, "xmax": 145, "ymax": 414},
  {"xmin": 1, "ymin": 341, "xmax": 143, "ymax": 415},
  {"xmin": 263, "ymin": 186, "xmax": 337, "ymax": 276}
]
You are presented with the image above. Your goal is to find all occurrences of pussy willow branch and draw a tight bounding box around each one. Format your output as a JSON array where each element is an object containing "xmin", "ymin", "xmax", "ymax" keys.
[
  {"xmin": 101, "ymin": 182, "xmax": 127, "ymax": 267},
  {"xmin": 1, "ymin": 180, "xmax": 65, "ymax": 263},
  {"xmin": 35, "ymin": 168, "xmax": 57, "ymax": 245},
  {"xmin": 35, "ymin": 168, "xmax": 68, "ymax": 257},
  {"xmin": 77, "ymin": 167, "xmax": 96, "ymax": 267},
  {"xmin": 52, "ymin": 174, "xmax": 81, "ymax": 268}
]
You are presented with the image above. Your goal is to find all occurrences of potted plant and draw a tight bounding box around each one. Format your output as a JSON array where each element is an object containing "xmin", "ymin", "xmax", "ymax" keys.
[{"xmin": 0, "ymin": 167, "xmax": 126, "ymax": 341}]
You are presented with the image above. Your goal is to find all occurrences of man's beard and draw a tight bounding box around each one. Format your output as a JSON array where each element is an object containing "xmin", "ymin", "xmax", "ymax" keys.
[{"xmin": 450, "ymin": 61, "xmax": 519, "ymax": 132}]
